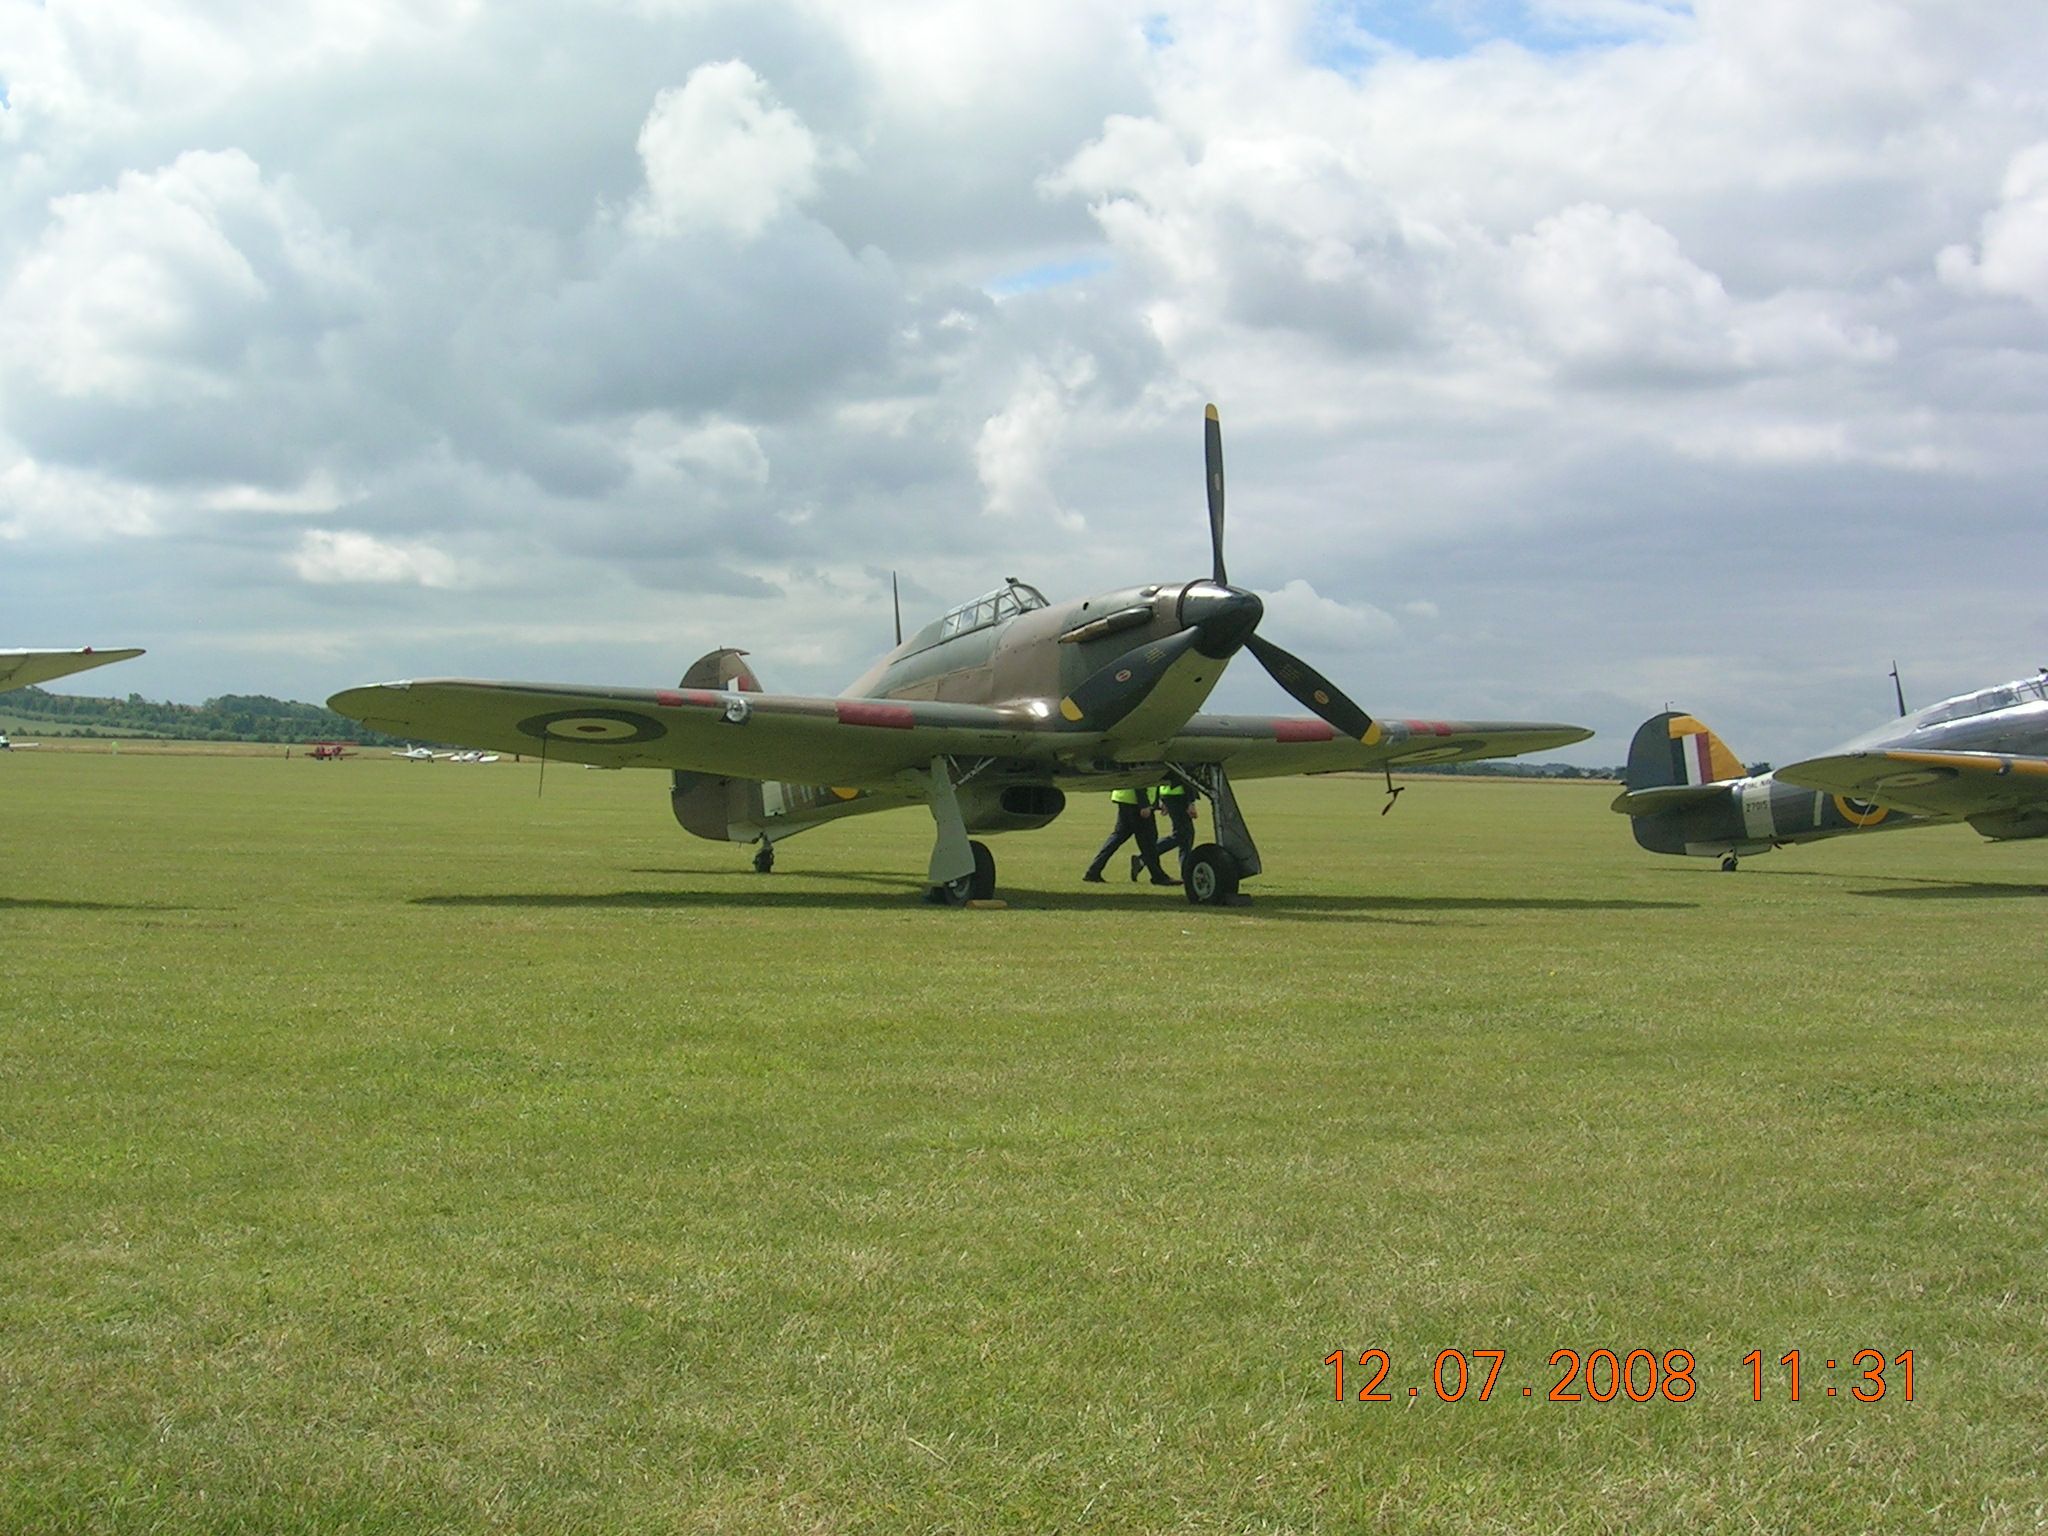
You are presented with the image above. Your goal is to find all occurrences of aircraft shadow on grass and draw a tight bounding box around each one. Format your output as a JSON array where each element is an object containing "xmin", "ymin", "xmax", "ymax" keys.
[
  {"xmin": 0, "ymin": 897, "xmax": 188, "ymax": 913},
  {"xmin": 413, "ymin": 883, "xmax": 1694, "ymax": 919},
  {"xmin": 1851, "ymin": 879, "xmax": 2048, "ymax": 900},
  {"xmin": 1656, "ymin": 866, "xmax": 2048, "ymax": 899}
]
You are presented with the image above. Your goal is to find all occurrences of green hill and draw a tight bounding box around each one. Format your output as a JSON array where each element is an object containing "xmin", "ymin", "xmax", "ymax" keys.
[{"xmin": 0, "ymin": 686, "xmax": 406, "ymax": 746}]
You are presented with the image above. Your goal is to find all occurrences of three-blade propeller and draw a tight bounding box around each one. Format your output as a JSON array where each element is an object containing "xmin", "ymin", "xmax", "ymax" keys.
[{"xmin": 1062, "ymin": 405, "xmax": 1379, "ymax": 743}]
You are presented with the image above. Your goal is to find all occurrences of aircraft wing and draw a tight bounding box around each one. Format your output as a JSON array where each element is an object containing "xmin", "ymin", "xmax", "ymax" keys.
[
  {"xmin": 1163, "ymin": 714, "xmax": 1593, "ymax": 779},
  {"xmin": 0, "ymin": 647, "xmax": 145, "ymax": 692},
  {"xmin": 328, "ymin": 680, "xmax": 1050, "ymax": 784},
  {"xmin": 1776, "ymin": 750, "xmax": 2048, "ymax": 819}
]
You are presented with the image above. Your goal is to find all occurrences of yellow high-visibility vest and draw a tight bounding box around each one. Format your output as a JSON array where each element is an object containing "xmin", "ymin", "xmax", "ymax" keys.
[{"xmin": 1110, "ymin": 786, "xmax": 1157, "ymax": 806}]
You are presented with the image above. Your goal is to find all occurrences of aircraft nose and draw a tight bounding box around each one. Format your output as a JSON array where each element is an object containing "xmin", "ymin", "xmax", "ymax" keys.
[{"xmin": 1178, "ymin": 581, "xmax": 1264, "ymax": 658}]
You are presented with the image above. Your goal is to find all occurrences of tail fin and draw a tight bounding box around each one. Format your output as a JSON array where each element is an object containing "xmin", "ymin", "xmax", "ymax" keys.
[
  {"xmin": 672, "ymin": 648, "xmax": 764, "ymax": 841},
  {"xmin": 679, "ymin": 647, "xmax": 760, "ymax": 693},
  {"xmin": 1625, "ymin": 711, "xmax": 1747, "ymax": 791}
]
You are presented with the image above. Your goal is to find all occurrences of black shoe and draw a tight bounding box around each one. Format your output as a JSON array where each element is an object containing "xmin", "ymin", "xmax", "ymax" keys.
[
  {"xmin": 1149, "ymin": 873, "xmax": 1177, "ymax": 886},
  {"xmin": 1082, "ymin": 870, "xmax": 1106, "ymax": 883},
  {"xmin": 1129, "ymin": 854, "xmax": 1141, "ymax": 882}
]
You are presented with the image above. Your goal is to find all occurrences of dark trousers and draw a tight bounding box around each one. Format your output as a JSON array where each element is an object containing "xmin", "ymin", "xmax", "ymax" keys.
[
  {"xmin": 1158, "ymin": 802, "xmax": 1196, "ymax": 868},
  {"xmin": 1086, "ymin": 804, "xmax": 1168, "ymax": 880}
]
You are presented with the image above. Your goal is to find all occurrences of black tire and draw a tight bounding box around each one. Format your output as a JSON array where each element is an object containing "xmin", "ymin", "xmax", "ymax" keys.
[
  {"xmin": 753, "ymin": 844, "xmax": 775, "ymax": 874},
  {"xmin": 932, "ymin": 840, "xmax": 996, "ymax": 906},
  {"xmin": 1182, "ymin": 843, "xmax": 1240, "ymax": 905},
  {"xmin": 1720, "ymin": 854, "xmax": 1738, "ymax": 873}
]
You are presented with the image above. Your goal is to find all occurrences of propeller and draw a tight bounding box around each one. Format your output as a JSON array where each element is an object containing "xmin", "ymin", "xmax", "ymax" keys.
[
  {"xmin": 1058, "ymin": 628, "xmax": 1204, "ymax": 725},
  {"xmin": 1205, "ymin": 402, "xmax": 1226, "ymax": 586},
  {"xmin": 1059, "ymin": 404, "xmax": 1380, "ymax": 744},
  {"xmin": 1245, "ymin": 633, "xmax": 1376, "ymax": 741}
]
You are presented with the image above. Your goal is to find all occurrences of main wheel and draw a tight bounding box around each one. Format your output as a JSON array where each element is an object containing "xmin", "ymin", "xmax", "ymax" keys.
[
  {"xmin": 1182, "ymin": 843, "xmax": 1240, "ymax": 905},
  {"xmin": 753, "ymin": 843, "xmax": 775, "ymax": 874},
  {"xmin": 931, "ymin": 840, "xmax": 996, "ymax": 905}
]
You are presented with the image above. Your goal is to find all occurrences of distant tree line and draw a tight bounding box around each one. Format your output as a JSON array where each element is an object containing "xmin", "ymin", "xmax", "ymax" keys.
[
  {"xmin": 1400, "ymin": 761, "xmax": 1623, "ymax": 780},
  {"xmin": 0, "ymin": 686, "xmax": 407, "ymax": 746}
]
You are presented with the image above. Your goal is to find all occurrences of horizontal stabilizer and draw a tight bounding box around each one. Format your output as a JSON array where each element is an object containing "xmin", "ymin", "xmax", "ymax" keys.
[{"xmin": 1610, "ymin": 781, "xmax": 1734, "ymax": 817}]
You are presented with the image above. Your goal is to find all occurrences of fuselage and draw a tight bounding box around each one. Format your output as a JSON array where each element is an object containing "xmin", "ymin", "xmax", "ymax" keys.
[
  {"xmin": 1835, "ymin": 676, "xmax": 2048, "ymax": 759},
  {"xmin": 841, "ymin": 577, "xmax": 1246, "ymax": 729}
]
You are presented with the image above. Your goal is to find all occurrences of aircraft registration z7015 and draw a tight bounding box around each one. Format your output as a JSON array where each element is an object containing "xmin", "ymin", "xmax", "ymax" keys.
[
  {"xmin": 331, "ymin": 407, "xmax": 1590, "ymax": 906},
  {"xmin": 1612, "ymin": 670, "xmax": 2048, "ymax": 870}
]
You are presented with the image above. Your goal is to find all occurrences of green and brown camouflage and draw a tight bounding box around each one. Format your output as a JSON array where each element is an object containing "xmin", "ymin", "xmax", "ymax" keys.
[{"xmin": 331, "ymin": 407, "xmax": 1591, "ymax": 905}]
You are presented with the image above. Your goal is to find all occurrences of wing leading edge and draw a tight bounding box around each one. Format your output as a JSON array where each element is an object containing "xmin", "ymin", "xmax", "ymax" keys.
[
  {"xmin": 1777, "ymin": 749, "xmax": 2048, "ymax": 820},
  {"xmin": 0, "ymin": 648, "xmax": 146, "ymax": 693},
  {"xmin": 328, "ymin": 681, "xmax": 1591, "ymax": 786},
  {"xmin": 328, "ymin": 680, "xmax": 1045, "ymax": 783},
  {"xmin": 1168, "ymin": 714, "xmax": 1592, "ymax": 779}
]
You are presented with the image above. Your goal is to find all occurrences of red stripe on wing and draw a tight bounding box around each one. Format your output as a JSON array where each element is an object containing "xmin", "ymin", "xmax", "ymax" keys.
[{"xmin": 835, "ymin": 700, "xmax": 916, "ymax": 729}]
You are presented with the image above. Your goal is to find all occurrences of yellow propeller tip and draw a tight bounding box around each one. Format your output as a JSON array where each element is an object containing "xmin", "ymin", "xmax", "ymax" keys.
[
  {"xmin": 1204, "ymin": 403, "xmax": 1219, "ymax": 420},
  {"xmin": 1059, "ymin": 697, "xmax": 1084, "ymax": 722}
]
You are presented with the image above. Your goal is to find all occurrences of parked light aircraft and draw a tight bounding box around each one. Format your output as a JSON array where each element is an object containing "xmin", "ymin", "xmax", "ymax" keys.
[
  {"xmin": 1613, "ymin": 670, "xmax": 2048, "ymax": 869},
  {"xmin": 331, "ymin": 407, "xmax": 1590, "ymax": 905},
  {"xmin": 0, "ymin": 647, "xmax": 144, "ymax": 693},
  {"xmin": 391, "ymin": 745, "xmax": 444, "ymax": 762}
]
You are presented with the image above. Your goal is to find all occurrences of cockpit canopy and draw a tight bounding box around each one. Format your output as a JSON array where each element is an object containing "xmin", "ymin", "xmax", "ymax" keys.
[
  {"xmin": 912, "ymin": 579, "xmax": 1050, "ymax": 650},
  {"xmin": 1913, "ymin": 675, "xmax": 2048, "ymax": 729}
]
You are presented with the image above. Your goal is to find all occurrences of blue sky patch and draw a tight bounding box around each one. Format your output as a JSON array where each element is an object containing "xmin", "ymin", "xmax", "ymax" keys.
[
  {"xmin": 1309, "ymin": 0, "xmax": 1692, "ymax": 65},
  {"xmin": 984, "ymin": 255, "xmax": 1114, "ymax": 299}
]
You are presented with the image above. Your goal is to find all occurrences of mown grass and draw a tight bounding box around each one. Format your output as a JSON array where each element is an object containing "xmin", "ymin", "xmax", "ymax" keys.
[{"xmin": 3, "ymin": 754, "xmax": 2045, "ymax": 1533}]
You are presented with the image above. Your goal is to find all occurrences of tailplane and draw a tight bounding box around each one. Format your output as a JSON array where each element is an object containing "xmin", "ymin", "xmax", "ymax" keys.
[{"xmin": 1612, "ymin": 711, "xmax": 1751, "ymax": 856}]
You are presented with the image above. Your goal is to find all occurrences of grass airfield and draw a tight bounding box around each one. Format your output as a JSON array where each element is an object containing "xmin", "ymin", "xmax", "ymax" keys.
[{"xmin": 4, "ymin": 750, "xmax": 2045, "ymax": 1534}]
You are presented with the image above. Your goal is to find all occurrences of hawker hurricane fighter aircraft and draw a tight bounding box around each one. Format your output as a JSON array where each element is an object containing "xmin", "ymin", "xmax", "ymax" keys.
[
  {"xmin": 331, "ymin": 407, "xmax": 1590, "ymax": 905},
  {"xmin": 1613, "ymin": 671, "xmax": 2048, "ymax": 869},
  {"xmin": 0, "ymin": 647, "xmax": 144, "ymax": 693}
]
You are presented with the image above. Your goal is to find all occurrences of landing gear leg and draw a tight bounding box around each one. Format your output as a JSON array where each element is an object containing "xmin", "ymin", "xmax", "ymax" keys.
[
  {"xmin": 752, "ymin": 841, "xmax": 775, "ymax": 874},
  {"xmin": 919, "ymin": 757, "xmax": 995, "ymax": 904},
  {"xmin": 1176, "ymin": 764, "xmax": 1260, "ymax": 905}
]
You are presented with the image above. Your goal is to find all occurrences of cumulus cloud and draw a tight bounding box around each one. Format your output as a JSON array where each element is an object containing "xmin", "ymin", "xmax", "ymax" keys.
[
  {"xmin": 1255, "ymin": 578, "xmax": 1399, "ymax": 646},
  {"xmin": 976, "ymin": 354, "xmax": 1098, "ymax": 531},
  {"xmin": 629, "ymin": 61, "xmax": 821, "ymax": 242},
  {"xmin": 1938, "ymin": 141, "xmax": 2048, "ymax": 310},
  {"xmin": 289, "ymin": 529, "xmax": 464, "ymax": 588},
  {"xmin": 0, "ymin": 453, "xmax": 162, "ymax": 541},
  {"xmin": 0, "ymin": 149, "xmax": 360, "ymax": 404},
  {"xmin": 1506, "ymin": 204, "xmax": 1893, "ymax": 383},
  {"xmin": 1, "ymin": 0, "xmax": 2045, "ymax": 762}
]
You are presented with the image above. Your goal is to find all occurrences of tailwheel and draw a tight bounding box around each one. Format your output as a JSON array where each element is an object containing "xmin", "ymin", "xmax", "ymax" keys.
[
  {"xmin": 1182, "ymin": 843, "xmax": 1241, "ymax": 906},
  {"xmin": 753, "ymin": 843, "xmax": 775, "ymax": 874},
  {"xmin": 1720, "ymin": 854, "xmax": 1738, "ymax": 873},
  {"xmin": 930, "ymin": 840, "xmax": 996, "ymax": 906}
]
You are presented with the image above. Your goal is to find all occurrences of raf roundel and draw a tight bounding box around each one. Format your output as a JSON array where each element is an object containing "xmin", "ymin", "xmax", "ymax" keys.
[{"xmin": 516, "ymin": 708, "xmax": 668, "ymax": 746}]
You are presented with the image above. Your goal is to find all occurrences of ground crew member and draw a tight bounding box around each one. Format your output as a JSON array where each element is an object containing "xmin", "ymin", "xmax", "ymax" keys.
[
  {"xmin": 1149, "ymin": 779, "xmax": 1199, "ymax": 877},
  {"xmin": 1083, "ymin": 785, "xmax": 1175, "ymax": 884}
]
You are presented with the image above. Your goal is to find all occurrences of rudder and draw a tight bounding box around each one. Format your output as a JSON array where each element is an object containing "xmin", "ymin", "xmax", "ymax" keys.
[{"xmin": 1625, "ymin": 711, "xmax": 1747, "ymax": 791}]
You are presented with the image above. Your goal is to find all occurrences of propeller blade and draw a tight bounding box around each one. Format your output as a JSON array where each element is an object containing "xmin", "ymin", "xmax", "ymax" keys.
[
  {"xmin": 1246, "ymin": 633, "xmax": 1378, "ymax": 742},
  {"xmin": 1205, "ymin": 403, "xmax": 1226, "ymax": 586},
  {"xmin": 1059, "ymin": 627, "xmax": 1203, "ymax": 732}
]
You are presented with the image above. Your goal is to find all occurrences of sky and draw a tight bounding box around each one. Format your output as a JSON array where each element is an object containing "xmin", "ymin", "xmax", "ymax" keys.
[{"xmin": 3, "ymin": 0, "xmax": 2045, "ymax": 766}]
